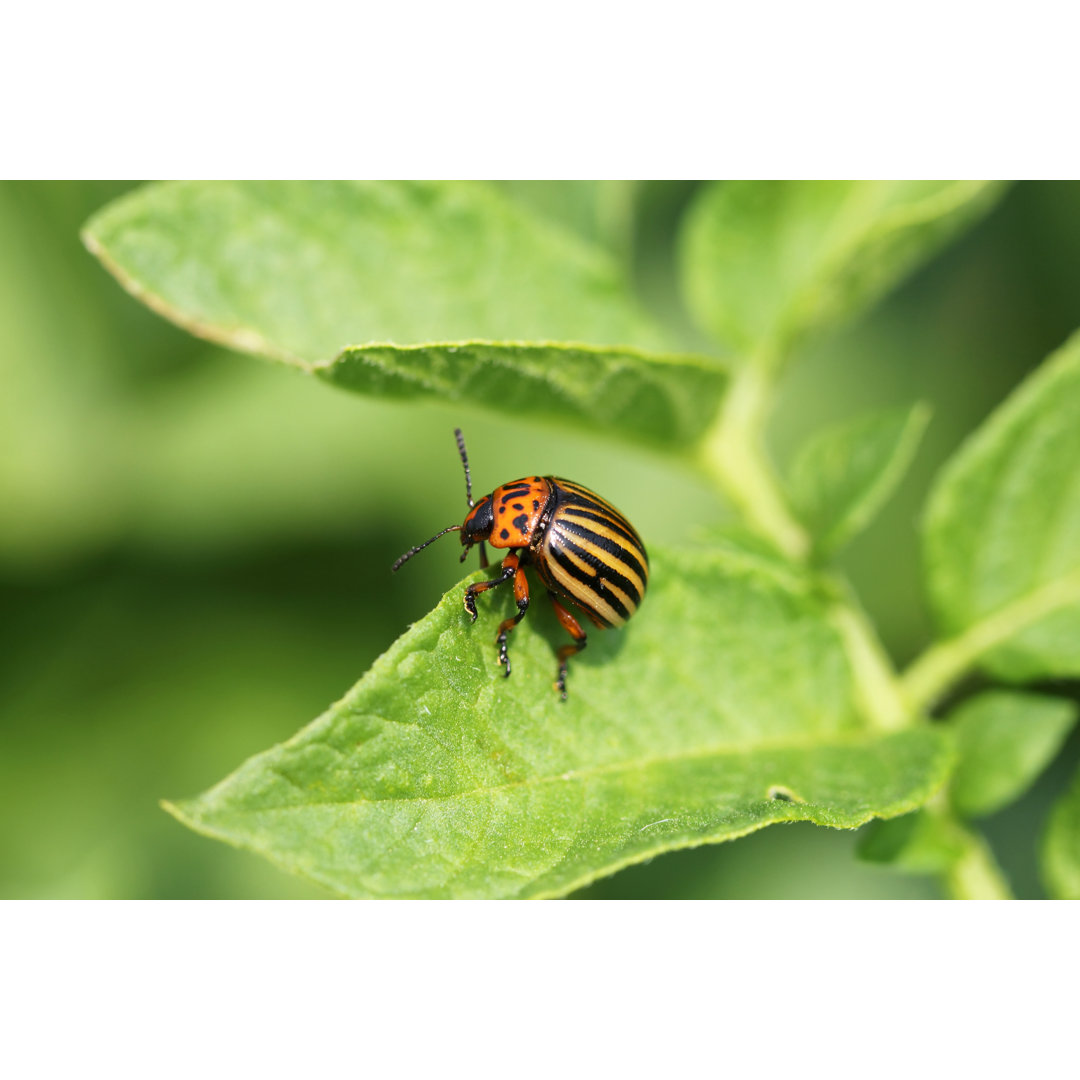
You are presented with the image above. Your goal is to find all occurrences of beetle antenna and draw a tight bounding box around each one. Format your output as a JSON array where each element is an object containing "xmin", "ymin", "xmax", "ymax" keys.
[
  {"xmin": 392, "ymin": 525, "xmax": 462, "ymax": 572},
  {"xmin": 455, "ymin": 428, "xmax": 474, "ymax": 507}
]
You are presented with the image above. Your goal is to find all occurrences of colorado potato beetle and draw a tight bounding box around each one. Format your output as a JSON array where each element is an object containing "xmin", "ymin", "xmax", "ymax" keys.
[{"xmin": 392, "ymin": 429, "xmax": 649, "ymax": 699}]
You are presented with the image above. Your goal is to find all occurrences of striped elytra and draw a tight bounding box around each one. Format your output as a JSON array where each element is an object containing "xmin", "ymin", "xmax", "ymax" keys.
[
  {"xmin": 391, "ymin": 430, "xmax": 648, "ymax": 699},
  {"xmin": 535, "ymin": 478, "xmax": 649, "ymax": 630}
]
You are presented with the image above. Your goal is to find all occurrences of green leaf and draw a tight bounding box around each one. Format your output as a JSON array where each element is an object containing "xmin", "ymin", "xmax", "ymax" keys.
[
  {"xmin": 857, "ymin": 805, "xmax": 1012, "ymax": 899},
  {"xmin": 788, "ymin": 403, "xmax": 929, "ymax": 557},
  {"xmin": 679, "ymin": 181, "xmax": 1007, "ymax": 366},
  {"xmin": 165, "ymin": 546, "xmax": 951, "ymax": 899},
  {"xmin": 1043, "ymin": 764, "xmax": 1080, "ymax": 899},
  {"xmin": 857, "ymin": 809, "xmax": 969, "ymax": 874},
  {"xmin": 319, "ymin": 342, "xmax": 726, "ymax": 448},
  {"xmin": 83, "ymin": 180, "xmax": 664, "ymax": 364},
  {"xmin": 83, "ymin": 181, "xmax": 727, "ymax": 449},
  {"xmin": 921, "ymin": 330, "xmax": 1080, "ymax": 684},
  {"xmin": 946, "ymin": 690, "xmax": 1076, "ymax": 818}
]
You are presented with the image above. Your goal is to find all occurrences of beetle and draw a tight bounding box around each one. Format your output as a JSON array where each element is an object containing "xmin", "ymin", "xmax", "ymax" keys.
[{"xmin": 392, "ymin": 429, "xmax": 648, "ymax": 699}]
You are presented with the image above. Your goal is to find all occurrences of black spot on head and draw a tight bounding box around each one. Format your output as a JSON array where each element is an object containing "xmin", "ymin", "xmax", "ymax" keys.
[
  {"xmin": 499, "ymin": 528, "xmax": 510, "ymax": 540},
  {"xmin": 512, "ymin": 502, "xmax": 524, "ymax": 511},
  {"xmin": 512, "ymin": 513, "xmax": 529, "ymax": 532}
]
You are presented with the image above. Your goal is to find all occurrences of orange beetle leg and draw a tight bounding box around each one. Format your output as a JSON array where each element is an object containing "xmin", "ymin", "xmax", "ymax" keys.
[
  {"xmin": 495, "ymin": 564, "xmax": 531, "ymax": 677},
  {"xmin": 463, "ymin": 551, "xmax": 519, "ymax": 622},
  {"xmin": 548, "ymin": 591, "xmax": 588, "ymax": 700}
]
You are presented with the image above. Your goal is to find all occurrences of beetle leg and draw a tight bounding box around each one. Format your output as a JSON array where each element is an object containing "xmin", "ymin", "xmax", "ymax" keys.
[
  {"xmin": 495, "ymin": 563, "xmax": 530, "ymax": 677},
  {"xmin": 548, "ymin": 591, "xmax": 588, "ymax": 700},
  {"xmin": 463, "ymin": 551, "xmax": 519, "ymax": 621}
]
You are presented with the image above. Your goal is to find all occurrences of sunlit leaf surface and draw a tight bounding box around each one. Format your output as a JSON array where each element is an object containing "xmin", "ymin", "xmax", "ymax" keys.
[
  {"xmin": 83, "ymin": 180, "xmax": 664, "ymax": 363},
  {"xmin": 923, "ymin": 331, "xmax": 1080, "ymax": 680},
  {"xmin": 84, "ymin": 181, "xmax": 726, "ymax": 448},
  {"xmin": 167, "ymin": 547, "xmax": 950, "ymax": 898}
]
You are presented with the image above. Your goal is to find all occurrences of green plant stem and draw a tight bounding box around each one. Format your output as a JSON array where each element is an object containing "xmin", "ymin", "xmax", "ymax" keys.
[
  {"xmin": 702, "ymin": 364, "xmax": 909, "ymax": 732},
  {"xmin": 900, "ymin": 567, "xmax": 1080, "ymax": 713},
  {"xmin": 945, "ymin": 834, "xmax": 1013, "ymax": 899},
  {"xmin": 700, "ymin": 358, "xmax": 1019, "ymax": 899},
  {"xmin": 942, "ymin": 827, "xmax": 1014, "ymax": 900},
  {"xmin": 919, "ymin": 793, "xmax": 1013, "ymax": 899},
  {"xmin": 827, "ymin": 594, "xmax": 909, "ymax": 732},
  {"xmin": 701, "ymin": 364, "xmax": 810, "ymax": 561}
]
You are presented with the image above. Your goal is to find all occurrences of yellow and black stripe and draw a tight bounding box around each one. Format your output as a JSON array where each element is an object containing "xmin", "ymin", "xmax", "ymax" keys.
[{"xmin": 536, "ymin": 478, "xmax": 649, "ymax": 628}]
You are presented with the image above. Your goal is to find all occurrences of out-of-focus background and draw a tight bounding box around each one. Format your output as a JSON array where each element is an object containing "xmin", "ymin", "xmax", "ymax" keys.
[{"xmin": 2, "ymin": 181, "xmax": 1079, "ymax": 899}]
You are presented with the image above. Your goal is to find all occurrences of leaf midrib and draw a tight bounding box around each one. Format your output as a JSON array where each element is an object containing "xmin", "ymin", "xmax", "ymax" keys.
[
  {"xmin": 185, "ymin": 728, "xmax": 926, "ymax": 814},
  {"xmin": 902, "ymin": 565, "xmax": 1080, "ymax": 711}
]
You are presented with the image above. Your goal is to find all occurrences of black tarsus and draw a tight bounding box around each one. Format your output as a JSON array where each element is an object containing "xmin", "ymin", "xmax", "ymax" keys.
[
  {"xmin": 464, "ymin": 559, "xmax": 517, "ymax": 621},
  {"xmin": 496, "ymin": 589, "xmax": 530, "ymax": 677},
  {"xmin": 548, "ymin": 590, "xmax": 588, "ymax": 701}
]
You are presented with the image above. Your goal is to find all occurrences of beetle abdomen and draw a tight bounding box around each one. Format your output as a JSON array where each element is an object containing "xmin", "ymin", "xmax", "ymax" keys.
[{"xmin": 537, "ymin": 478, "xmax": 649, "ymax": 628}]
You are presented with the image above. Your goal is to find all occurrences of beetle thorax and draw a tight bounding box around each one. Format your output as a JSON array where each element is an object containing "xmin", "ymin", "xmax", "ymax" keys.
[{"xmin": 479, "ymin": 477, "xmax": 554, "ymax": 550}]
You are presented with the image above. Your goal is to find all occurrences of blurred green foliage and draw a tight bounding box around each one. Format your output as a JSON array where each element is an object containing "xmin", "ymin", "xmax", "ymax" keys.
[{"xmin": 2, "ymin": 181, "xmax": 1079, "ymax": 898}]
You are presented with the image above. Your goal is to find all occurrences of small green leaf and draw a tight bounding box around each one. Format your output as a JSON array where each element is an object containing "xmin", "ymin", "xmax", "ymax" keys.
[
  {"xmin": 1043, "ymin": 765, "xmax": 1080, "ymax": 899},
  {"xmin": 858, "ymin": 809, "xmax": 969, "ymax": 874},
  {"xmin": 922, "ymin": 330, "xmax": 1080, "ymax": 682},
  {"xmin": 858, "ymin": 804, "xmax": 1012, "ymax": 899},
  {"xmin": 679, "ymin": 181, "xmax": 1007, "ymax": 366},
  {"xmin": 788, "ymin": 403, "xmax": 929, "ymax": 557},
  {"xmin": 319, "ymin": 341, "xmax": 726, "ymax": 448},
  {"xmin": 83, "ymin": 180, "xmax": 664, "ymax": 365},
  {"xmin": 946, "ymin": 690, "xmax": 1076, "ymax": 818},
  {"xmin": 165, "ymin": 546, "xmax": 950, "ymax": 899}
]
